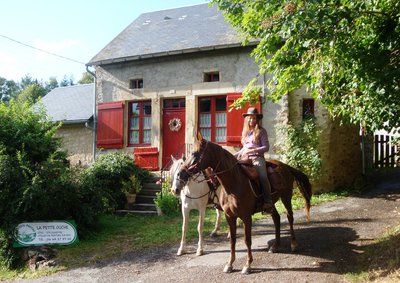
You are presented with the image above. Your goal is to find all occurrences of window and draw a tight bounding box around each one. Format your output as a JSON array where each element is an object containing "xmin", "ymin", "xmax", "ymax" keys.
[
  {"xmin": 198, "ymin": 96, "xmax": 226, "ymax": 143},
  {"xmin": 128, "ymin": 101, "xmax": 151, "ymax": 146},
  {"xmin": 163, "ymin": 98, "xmax": 185, "ymax": 109},
  {"xmin": 197, "ymin": 94, "xmax": 261, "ymax": 146},
  {"xmin": 129, "ymin": 78, "xmax": 143, "ymax": 89},
  {"xmin": 302, "ymin": 99, "xmax": 315, "ymax": 119},
  {"xmin": 203, "ymin": 71, "xmax": 220, "ymax": 82}
]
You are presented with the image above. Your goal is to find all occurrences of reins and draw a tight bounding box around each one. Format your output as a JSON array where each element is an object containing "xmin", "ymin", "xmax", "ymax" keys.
[{"xmin": 184, "ymin": 140, "xmax": 240, "ymax": 179}]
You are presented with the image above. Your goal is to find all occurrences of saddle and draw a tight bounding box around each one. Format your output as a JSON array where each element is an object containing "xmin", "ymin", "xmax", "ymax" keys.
[{"xmin": 238, "ymin": 159, "xmax": 285, "ymax": 193}]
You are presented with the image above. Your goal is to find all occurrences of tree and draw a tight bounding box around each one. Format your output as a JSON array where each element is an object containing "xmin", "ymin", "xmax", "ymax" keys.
[
  {"xmin": 212, "ymin": 0, "xmax": 400, "ymax": 132},
  {"xmin": 19, "ymin": 74, "xmax": 36, "ymax": 91},
  {"xmin": 0, "ymin": 77, "xmax": 20, "ymax": 100},
  {"xmin": 78, "ymin": 72, "xmax": 94, "ymax": 84},
  {"xmin": 45, "ymin": 76, "xmax": 59, "ymax": 93},
  {"xmin": 59, "ymin": 74, "xmax": 74, "ymax": 87},
  {"xmin": 17, "ymin": 83, "xmax": 46, "ymax": 104}
]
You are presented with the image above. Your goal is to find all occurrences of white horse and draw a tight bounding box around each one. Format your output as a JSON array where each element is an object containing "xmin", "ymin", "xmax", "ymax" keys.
[{"xmin": 169, "ymin": 156, "xmax": 223, "ymax": 256}]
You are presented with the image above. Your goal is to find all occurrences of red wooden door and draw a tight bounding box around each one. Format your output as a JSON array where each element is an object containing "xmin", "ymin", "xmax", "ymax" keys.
[{"xmin": 162, "ymin": 99, "xmax": 186, "ymax": 169}]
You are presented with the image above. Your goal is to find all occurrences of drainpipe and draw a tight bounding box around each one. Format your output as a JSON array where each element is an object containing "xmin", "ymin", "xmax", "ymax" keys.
[
  {"xmin": 86, "ymin": 65, "xmax": 97, "ymax": 162},
  {"xmin": 360, "ymin": 124, "xmax": 366, "ymax": 176}
]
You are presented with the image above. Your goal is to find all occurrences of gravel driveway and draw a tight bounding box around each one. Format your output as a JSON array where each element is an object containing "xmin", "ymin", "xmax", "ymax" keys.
[{"xmin": 9, "ymin": 178, "xmax": 400, "ymax": 283}]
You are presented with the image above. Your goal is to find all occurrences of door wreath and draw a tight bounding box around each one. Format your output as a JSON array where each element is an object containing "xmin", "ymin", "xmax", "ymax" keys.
[{"xmin": 168, "ymin": 118, "xmax": 182, "ymax": 132}]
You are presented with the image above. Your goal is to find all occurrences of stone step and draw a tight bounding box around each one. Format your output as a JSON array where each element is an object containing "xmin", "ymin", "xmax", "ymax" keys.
[
  {"xmin": 122, "ymin": 172, "xmax": 163, "ymax": 215},
  {"xmin": 115, "ymin": 210, "xmax": 157, "ymax": 216},
  {"xmin": 131, "ymin": 203, "xmax": 157, "ymax": 212},
  {"xmin": 142, "ymin": 182, "xmax": 162, "ymax": 190},
  {"xmin": 136, "ymin": 195, "xmax": 156, "ymax": 204},
  {"xmin": 138, "ymin": 189, "xmax": 160, "ymax": 197}
]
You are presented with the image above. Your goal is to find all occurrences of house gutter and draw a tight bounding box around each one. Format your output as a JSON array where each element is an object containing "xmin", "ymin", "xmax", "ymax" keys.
[
  {"xmin": 86, "ymin": 65, "xmax": 97, "ymax": 162},
  {"xmin": 88, "ymin": 42, "xmax": 259, "ymax": 66}
]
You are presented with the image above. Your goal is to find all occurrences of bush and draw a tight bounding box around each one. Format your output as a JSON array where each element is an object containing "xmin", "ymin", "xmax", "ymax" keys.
[
  {"xmin": 82, "ymin": 152, "xmax": 150, "ymax": 211},
  {"xmin": 0, "ymin": 101, "xmax": 86, "ymax": 268},
  {"xmin": 0, "ymin": 101, "xmax": 151, "ymax": 269},
  {"xmin": 154, "ymin": 177, "xmax": 180, "ymax": 216},
  {"xmin": 277, "ymin": 117, "xmax": 322, "ymax": 181}
]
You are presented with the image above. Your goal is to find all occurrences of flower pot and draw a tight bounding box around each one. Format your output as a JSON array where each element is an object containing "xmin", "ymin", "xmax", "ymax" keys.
[
  {"xmin": 125, "ymin": 193, "xmax": 137, "ymax": 210},
  {"xmin": 156, "ymin": 207, "xmax": 163, "ymax": 216}
]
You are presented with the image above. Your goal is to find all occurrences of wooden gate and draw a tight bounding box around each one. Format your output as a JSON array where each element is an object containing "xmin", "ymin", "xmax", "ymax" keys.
[{"xmin": 374, "ymin": 134, "xmax": 399, "ymax": 168}]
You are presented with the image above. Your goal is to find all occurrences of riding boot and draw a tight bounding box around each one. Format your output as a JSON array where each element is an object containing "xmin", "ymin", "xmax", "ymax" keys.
[{"xmin": 261, "ymin": 178, "xmax": 274, "ymax": 214}]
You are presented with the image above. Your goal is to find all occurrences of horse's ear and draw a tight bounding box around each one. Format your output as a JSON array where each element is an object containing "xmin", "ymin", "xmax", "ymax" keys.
[
  {"xmin": 196, "ymin": 130, "xmax": 203, "ymax": 142},
  {"xmin": 171, "ymin": 155, "xmax": 176, "ymax": 162}
]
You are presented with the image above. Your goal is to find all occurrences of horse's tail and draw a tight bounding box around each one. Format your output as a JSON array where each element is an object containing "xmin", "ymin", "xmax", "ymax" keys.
[{"xmin": 285, "ymin": 164, "xmax": 312, "ymax": 222}]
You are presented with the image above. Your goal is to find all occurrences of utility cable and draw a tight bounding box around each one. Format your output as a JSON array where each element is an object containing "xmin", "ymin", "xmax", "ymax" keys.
[{"xmin": 0, "ymin": 34, "xmax": 86, "ymax": 65}]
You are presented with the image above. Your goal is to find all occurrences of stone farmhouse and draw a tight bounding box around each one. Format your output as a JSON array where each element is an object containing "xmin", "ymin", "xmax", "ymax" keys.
[
  {"xmin": 51, "ymin": 3, "xmax": 362, "ymax": 191},
  {"xmin": 41, "ymin": 83, "xmax": 95, "ymax": 166}
]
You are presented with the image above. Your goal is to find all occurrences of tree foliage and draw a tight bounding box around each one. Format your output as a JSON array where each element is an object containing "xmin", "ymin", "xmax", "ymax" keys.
[
  {"xmin": 16, "ymin": 83, "xmax": 47, "ymax": 104},
  {"xmin": 78, "ymin": 72, "xmax": 95, "ymax": 84},
  {"xmin": 212, "ymin": 0, "xmax": 400, "ymax": 132},
  {"xmin": 277, "ymin": 118, "xmax": 322, "ymax": 180}
]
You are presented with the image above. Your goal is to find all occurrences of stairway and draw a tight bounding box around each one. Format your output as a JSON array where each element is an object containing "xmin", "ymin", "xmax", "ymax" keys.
[{"xmin": 117, "ymin": 173, "xmax": 162, "ymax": 215}]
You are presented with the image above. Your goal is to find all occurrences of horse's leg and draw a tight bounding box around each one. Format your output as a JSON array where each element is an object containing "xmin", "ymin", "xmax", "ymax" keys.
[
  {"xmin": 210, "ymin": 208, "xmax": 221, "ymax": 238},
  {"xmin": 283, "ymin": 199, "xmax": 298, "ymax": 252},
  {"xmin": 196, "ymin": 207, "xmax": 205, "ymax": 256},
  {"xmin": 223, "ymin": 215, "xmax": 237, "ymax": 273},
  {"xmin": 268, "ymin": 207, "xmax": 281, "ymax": 253},
  {"xmin": 177, "ymin": 206, "xmax": 190, "ymax": 256},
  {"xmin": 241, "ymin": 215, "xmax": 253, "ymax": 274}
]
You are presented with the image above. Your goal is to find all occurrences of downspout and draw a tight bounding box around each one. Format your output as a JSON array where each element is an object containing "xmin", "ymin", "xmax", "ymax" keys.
[
  {"xmin": 86, "ymin": 65, "xmax": 97, "ymax": 162},
  {"xmin": 360, "ymin": 124, "xmax": 366, "ymax": 176}
]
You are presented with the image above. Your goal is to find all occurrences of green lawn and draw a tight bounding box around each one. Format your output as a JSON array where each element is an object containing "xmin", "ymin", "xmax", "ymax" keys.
[{"xmin": 0, "ymin": 190, "xmax": 351, "ymax": 280}]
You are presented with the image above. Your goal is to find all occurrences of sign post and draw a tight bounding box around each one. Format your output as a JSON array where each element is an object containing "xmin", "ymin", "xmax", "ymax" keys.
[{"xmin": 13, "ymin": 221, "xmax": 79, "ymax": 247}]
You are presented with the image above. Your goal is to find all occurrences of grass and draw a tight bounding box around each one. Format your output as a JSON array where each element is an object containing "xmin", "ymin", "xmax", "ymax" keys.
[
  {"xmin": 344, "ymin": 225, "xmax": 400, "ymax": 282},
  {"xmin": 0, "ymin": 188, "xmax": 365, "ymax": 280}
]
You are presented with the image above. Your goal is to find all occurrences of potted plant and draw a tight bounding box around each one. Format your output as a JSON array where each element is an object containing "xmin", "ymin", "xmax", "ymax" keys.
[
  {"xmin": 154, "ymin": 177, "xmax": 180, "ymax": 216},
  {"xmin": 124, "ymin": 175, "xmax": 142, "ymax": 209}
]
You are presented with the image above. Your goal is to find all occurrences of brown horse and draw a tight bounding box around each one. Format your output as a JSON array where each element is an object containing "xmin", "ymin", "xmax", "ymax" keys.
[{"xmin": 176, "ymin": 135, "xmax": 312, "ymax": 274}]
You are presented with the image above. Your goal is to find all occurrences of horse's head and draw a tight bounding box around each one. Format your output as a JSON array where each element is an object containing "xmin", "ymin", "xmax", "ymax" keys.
[
  {"xmin": 169, "ymin": 155, "xmax": 189, "ymax": 196},
  {"xmin": 182, "ymin": 133, "xmax": 210, "ymax": 175}
]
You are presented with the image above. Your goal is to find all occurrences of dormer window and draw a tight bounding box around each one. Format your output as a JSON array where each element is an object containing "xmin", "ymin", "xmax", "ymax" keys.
[
  {"xmin": 203, "ymin": 71, "xmax": 220, "ymax": 82},
  {"xmin": 129, "ymin": 78, "xmax": 143, "ymax": 89}
]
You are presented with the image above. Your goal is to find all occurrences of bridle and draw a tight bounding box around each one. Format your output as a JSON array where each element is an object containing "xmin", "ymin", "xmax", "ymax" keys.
[{"xmin": 180, "ymin": 139, "xmax": 240, "ymax": 181}]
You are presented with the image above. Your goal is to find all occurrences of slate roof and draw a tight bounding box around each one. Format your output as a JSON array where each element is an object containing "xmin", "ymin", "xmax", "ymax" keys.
[
  {"xmin": 88, "ymin": 3, "xmax": 251, "ymax": 66},
  {"xmin": 40, "ymin": 84, "xmax": 94, "ymax": 124}
]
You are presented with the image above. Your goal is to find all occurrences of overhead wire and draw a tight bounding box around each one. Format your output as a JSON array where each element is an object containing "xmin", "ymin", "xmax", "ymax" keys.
[{"xmin": 0, "ymin": 34, "xmax": 86, "ymax": 65}]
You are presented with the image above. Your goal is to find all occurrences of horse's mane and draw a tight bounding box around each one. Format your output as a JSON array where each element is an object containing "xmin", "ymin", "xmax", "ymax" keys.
[{"xmin": 206, "ymin": 141, "xmax": 242, "ymax": 175}]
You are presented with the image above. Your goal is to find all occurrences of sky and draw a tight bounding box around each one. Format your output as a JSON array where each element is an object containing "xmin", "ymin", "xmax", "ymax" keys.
[{"xmin": 0, "ymin": 0, "xmax": 209, "ymax": 83}]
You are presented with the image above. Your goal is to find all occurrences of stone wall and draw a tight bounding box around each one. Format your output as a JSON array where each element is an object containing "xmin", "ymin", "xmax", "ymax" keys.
[
  {"xmin": 57, "ymin": 124, "xmax": 94, "ymax": 166},
  {"xmin": 288, "ymin": 88, "xmax": 362, "ymax": 191}
]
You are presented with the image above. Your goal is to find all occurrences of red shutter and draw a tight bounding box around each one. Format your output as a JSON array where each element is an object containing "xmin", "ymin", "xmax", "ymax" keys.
[
  {"xmin": 97, "ymin": 102, "xmax": 124, "ymax": 148},
  {"xmin": 226, "ymin": 93, "xmax": 261, "ymax": 146}
]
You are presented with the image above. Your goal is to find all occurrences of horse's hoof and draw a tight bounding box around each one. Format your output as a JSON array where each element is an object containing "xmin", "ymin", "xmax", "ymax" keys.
[
  {"xmin": 291, "ymin": 241, "xmax": 298, "ymax": 252},
  {"xmin": 241, "ymin": 266, "xmax": 251, "ymax": 274},
  {"xmin": 268, "ymin": 244, "xmax": 278, "ymax": 253},
  {"xmin": 210, "ymin": 231, "xmax": 218, "ymax": 238},
  {"xmin": 196, "ymin": 249, "xmax": 204, "ymax": 256},
  {"xmin": 177, "ymin": 249, "xmax": 184, "ymax": 256},
  {"xmin": 223, "ymin": 264, "xmax": 233, "ymax": 273}
]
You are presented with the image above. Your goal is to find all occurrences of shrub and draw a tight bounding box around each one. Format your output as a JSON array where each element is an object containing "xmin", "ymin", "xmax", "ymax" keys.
[
  {"xmin": 0, "ymin": 101, "xmax": 151, "ymax": 269},
  {"xmin": 82, "ymin": 152, "xmax": 150, "ymax": 211},
  {"xmin": 154, "ymin": 177, "xmax": 180, "ymax": 216},
  {"xmin": 277, "ymin": 118, "xmax": 322, "ymax": 181},
  {"xmin": 0, "ymin": 101, "xmax": 88, "ymax": 268}
]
